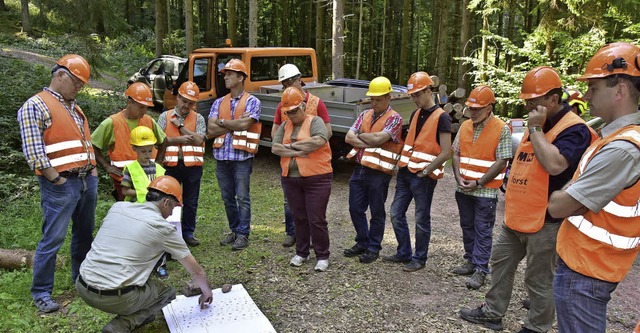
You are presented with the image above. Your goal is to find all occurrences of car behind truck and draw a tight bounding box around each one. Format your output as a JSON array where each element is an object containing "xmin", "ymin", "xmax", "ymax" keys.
[{"xmin": 169, "ymin": 47, "xmax": 416, "ymax": 157}]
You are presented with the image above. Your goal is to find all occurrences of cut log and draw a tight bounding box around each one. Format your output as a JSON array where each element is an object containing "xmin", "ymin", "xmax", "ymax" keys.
[
  {"xmin": 430, "ymin": 75, "xmax": 440, "ymax": 87},
  {"xmin": 453, "ymin": 103, "xmax": 463, "ymax": 112},
  {"xmin": 0, "ymin": 249, "xmax": 34, "ymax": 269},
  {"xmin": 443, "ymin": 103, "xmax": 453, "ymax": 113},
  {"xmin": 451, "ymin": 122, "xmax": 461, "ymax": 133},
  {"xmin": 438, "ymin": 84, "xmax": 447, "ymax": 94},
  {"xmin": 449, "ymin": 88, "xmax": 466, "ymax": 99}
]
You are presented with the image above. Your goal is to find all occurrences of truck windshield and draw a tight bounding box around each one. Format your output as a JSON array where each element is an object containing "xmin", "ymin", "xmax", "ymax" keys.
[{"xmin": 250, "ymin": 56, "xmax": 313, "ymax": 82}]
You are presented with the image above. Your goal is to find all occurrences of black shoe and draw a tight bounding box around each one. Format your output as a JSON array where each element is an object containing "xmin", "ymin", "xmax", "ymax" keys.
[
  {"xmin": 343, "ymin": 244, "xmax": 366, "ymax": 257},
  {"xmin": 402, "ymin": 259, "xmax": 425, "ymax": 272},
  {"xmin": 466, "ymin": 270, "xmax": 486, "ymax": 290},
  {"xmin": 220, "ymin": 233, "xmax": 236, "ymax": 246},
  {"xmin": 358, "ymin": 250, "xmax": 379, "ymax": 263},
  {"xmin": 231, "ymin": 235, "xmax": 249, "ymax": 250},
  {"xmin": 521, "ymin": 298, "xmax": 530, "ymax": 310},
  {"xmin": 459, "ymin": 304, "xmax": 503, "ymax": 331},
  {"xmin": 452, "ymin": 261, "xmax": 475, "ymax": 275},
  {"xmin": 381, "ymin": 254, "xmax": 411, "ymax": 263},
  {"xmin": 184, "ymin": 237, "xmax": 200, "ymax": 247},
  {"xmin": 517, "ymin": 328, "xmax": 537, "ymax": 333}
]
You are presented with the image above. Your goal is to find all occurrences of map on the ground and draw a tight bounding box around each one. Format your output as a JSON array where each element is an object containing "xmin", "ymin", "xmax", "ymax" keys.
[{"xmin": 162, "ymin": 283, "xmax": 276, "ymax": 333}]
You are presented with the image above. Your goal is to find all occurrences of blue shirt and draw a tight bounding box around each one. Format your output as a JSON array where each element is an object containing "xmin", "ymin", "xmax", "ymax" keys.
[{"xmin": 208, "ymin": 92, "xmax": 261, "ymax": 161}]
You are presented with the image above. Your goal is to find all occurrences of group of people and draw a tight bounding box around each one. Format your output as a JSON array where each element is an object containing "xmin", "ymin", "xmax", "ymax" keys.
[{"xmin": 17, "ymin": 40, "xmax": 640, "ymax": 333}]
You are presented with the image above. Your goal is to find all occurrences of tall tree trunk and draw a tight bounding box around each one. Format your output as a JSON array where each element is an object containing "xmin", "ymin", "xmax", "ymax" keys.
[
  {"xmin": 166, "ymin": 0, "xmax": 174, "ymax": 53},
  {"xmin": 20, "ymin": 0, "xmax": 31, "ymax": 35},
  {"xmin": 248, "ymin": 0, "xmax": 257, "ymax": 46},
  {"xmin": 305, "ymin": 0, "xmax": 313, "ymax": 47},
  {"xmin": 185, "ymin": 0, "xmax": 194, "ymax": 54},
  {"xmin": 155, "ymin": 0, "xmax": 166, "ymax": 56},
  {"xmin": 436, "ymin": 0, "xmax": 449, "ymax": 81},
  {"xmin": 380, "ymin": 0, "xmax": 386, "ymax": 74},
  {"xmin": 355, "ymin": 0, "xmax": 363, "ymax": 80},
  {"xmin": 0, "ymin": 0, "xmax": 6, "ymax": 11},
  {"xmin": 505, "ymin": 7, "xmax": 514, "ymax": 72},
  {"xmin": 227, "ymin": 0, "xmax": 236, "ymax": 44},
  {"xmin": 494, "ymin": 12, "xmax": 503, "ymax": 67},
  {"xmin": 428, "ymin": 0, "xmax": 440, "ymax": 71},
  {"xmin": 125, "ymin": 0, "xmax": 134, "ymax": 27},
  {"xmin": 480, "ymin": 14, "xmax": 489, "ymax": 81},
  {"xmin": 457, "ymin": 0, "xmax": 471, "ymax": 88},
  {"xmin": 316, "ymin": 1, "xmax": 325, "ymax": 81},
  {"xmin": 331, "ymin": 0, "xmax": 344, "ymax": 79},
  {"xmin": 398, "ymin": 0, "xmax": 410, "ymax": 81},
  {"xmin": 279, "ymin": 0, "xmax": 288, "ymax": 46}
]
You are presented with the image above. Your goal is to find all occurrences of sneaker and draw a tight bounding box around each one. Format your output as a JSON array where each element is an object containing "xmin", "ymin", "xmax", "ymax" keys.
[
  {"xmin": 343, "ymin": 244, "xmax": 366, "ymax": 257},
  {"xmin": 459, "ymin": 304, "xmax": 503, "ymax": 331},
  {"xmin": 314, "ymin": 259, "xmax": 329, "ymax": 272},
  {"xmin": 34, "ymin": 295, "xmax": 60, "ymax": 313},
  {"xmin": 156, "ymin": 265, "xmax": 169, "ymax": 279},
  {"xmin": 402, "ymin": 259, "xmax": 425, "ymax": 272},
  {"xmin": 358, "ymin": 250, "xmax": 379, "ymax": 263},
  {"xmin": 282, "ymin": 235, "xmax": 296, "ymax": 247},
  {"xmin": 290, "ymin": 255, "xmax": 309, "ymax": 267},
  {"xmin": 220, "ymin": 233, "xmax": 236, "ymax": 246},
  {"xmin": 381, "ymin": 254, "xmax": 412, "ymax": 263},
  {"xmin": 184, "ymin": 237, "xmax": 200, "ymax": 247},
  {"xmin": 466, "ymin": 270, "xmax": 486, "ymax": 290},
  {"xmin": 452, "ymin": 261, "xmax": 475, "ymax": 275},
  {"xmin": 522, "ymin": 298, "xmax": 530, "ymax": 310},
  {"xmin": 231, "ymin": 235, "xmax": 249, "ymax": 251}
]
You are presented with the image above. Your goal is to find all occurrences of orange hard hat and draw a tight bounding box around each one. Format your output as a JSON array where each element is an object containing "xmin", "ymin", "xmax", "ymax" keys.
[
  {"xmin": 280, "ymin": 87, "xmax": 304, "ymax": 112},
  {"xmin": 56, "ymin": 54, "xmax": 90, "ymax": 83},
  {"xmin": 125, "ymin": 82, "xmax": 154, "ymax": 107},
  {"xmin": 147, "ymin": 175, "xmax": 183, "ymax": 205},
  {"xmin": 407, "ymin": 71, "xmax": 434, "ymax": 94},
  {"xmin": 518, "ymin": 66, "xmax": 562, "ymax": 99},
  {"xmin": 221, "ymin": 59, "xmax": 248, "ymax": 76},
  {"xmin": 178, "ymin": 81, "xmax": 199, "ymax": 101},
  {"xmin": 578, "ymin": 42, "xmax": 640, "ymax": 81},
  {"xmin": 465, "ymin": 85, "xmax": 496, "ymax": 108}
]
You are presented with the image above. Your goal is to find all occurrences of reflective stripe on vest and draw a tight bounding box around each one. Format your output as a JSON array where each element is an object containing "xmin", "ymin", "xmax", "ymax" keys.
[
  {"xmin": 162, "ymin": 110, "xmax": 204, "ymax": 167},
  {"xmin": 123, "ymin": 161, "xmax": 165, "ymax": 202},
  {"xmin": 280, "ymin": 115, "xmax": 332, "ymax": 177},
  {"xmin": 351, "ymin": 109, "xmax": 403, "ymax": 174},
  {"xmin": 108, "ymin": 112, "xmax": 156, "ymax": 181},
  {"xmin": 458, "ymin": 117, "xmax": 507, "ymax": 188},
  {"xmin": 566, "ymin": 215, "xmax": 640, "ymax": 250},
  {"xmin": 35, "ymin": 91, "xmax": 96, "ymax": 175},
  {"xmin": 400, "ymin": 107, "xmax": 446, "ymax": 178},
  {"xmin": 213, "ymin": 93, "xmax": 262, "ymax": 154}
]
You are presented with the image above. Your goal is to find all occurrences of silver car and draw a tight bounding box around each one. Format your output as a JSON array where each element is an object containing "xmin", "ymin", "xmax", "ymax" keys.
[{"xmin": 128, "ymin": 55, "xmax": 186, "ymax": 107}]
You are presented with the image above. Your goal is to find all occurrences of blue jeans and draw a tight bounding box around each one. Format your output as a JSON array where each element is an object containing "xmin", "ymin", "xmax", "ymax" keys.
[
  {"xmin": 348, "ymin": 165, "xmax": 392, "ymax": 253},
  {"xmin": 216, "ymin": 159, "xmax": 252, "ymax": 237},
  {"xmin": 165, "ymin": 163, "xmax": 203, "ymax": 239},
  {"xmin": 389, "ymin": 167, "xmax": 437, "ymax": 263},
  {"xmin": 455, "ymin": 191, "xmax": 497, "ymax": 274},
  {"xmin": 32, "ymin": 174, "xmax": 97, "ymax": 300},
  {"xmin": 554, "ymin": 259, "xmax": 618, "ymax": 333},
  {"xmin": 281, "ymin": 176, "xmax": 295, "ymax": 237}
]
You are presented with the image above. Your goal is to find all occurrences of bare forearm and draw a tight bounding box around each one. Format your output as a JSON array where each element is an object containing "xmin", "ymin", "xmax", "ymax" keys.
[
  {"xmin": 358, "ymin": 131, "xmax": 392, "ymax": 147},
  {"xmin": 272, "ymin": 143, "xmax": 306, "ymax": 157},
  {"xmin": 548, "ymin": 189, "xmax": 589, "ymax": 218},
  {"xmin": 479, "ymin": 159, "xmax": 508, "ymax": 186},
  {"xmin": 292, "ymin": 136, "xmax": 326, "ymax": 152},
  {"xmin": 529, "ymin": 132, "xmax": 569, "ymax": 175},
  {"xmin": 224, "ymin": 118, "xmax": 256, "ymax": 131}
]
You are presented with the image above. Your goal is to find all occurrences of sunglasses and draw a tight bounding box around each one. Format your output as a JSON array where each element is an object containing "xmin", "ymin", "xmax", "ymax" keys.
[{"xmin": 284, "ymin": 108, "xmax": 300, "ymax": 116}]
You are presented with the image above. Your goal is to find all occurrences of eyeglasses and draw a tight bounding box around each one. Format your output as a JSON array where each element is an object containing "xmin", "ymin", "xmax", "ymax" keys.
[
  {"xmin": 284, "ymin": 108, "xmax": 300, "ymax": 116},
  {"xmin": 469, "ymin": 105, "xmax": 488, "ymax": 112},
  {"xmin": 63, "ymin": 70, "xmax": 85, "ymax": 90},
  {"xmin": 525, "ymin": 96, "xmax": 546, "ymax": 107}
]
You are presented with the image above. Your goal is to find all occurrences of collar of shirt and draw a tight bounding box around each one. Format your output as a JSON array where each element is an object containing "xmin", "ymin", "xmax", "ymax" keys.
[
  {"xmin": 44, "ymin": 87, "xmax": 76, "ymax": 109},
  {"xmin": 543, "ymin": 102, "xmax": 571, "ymax": 132},
  {"xmin": 231, "ymin": 91, "xmax": 246, "ymax": 101},
  {"xmin": 421, "ymin": 104, "xmax": 439, "ymax": 114},
  {"xmin": 601, "ymin": 111, "xmax": 640, "ymax": 137},
  {"xmin": 372, "ymin": 106, "xmax": 392, "ymax": 123},
  {"xmin": 172, "ymin": 108, "xmax": 187, "ymax": 120}
]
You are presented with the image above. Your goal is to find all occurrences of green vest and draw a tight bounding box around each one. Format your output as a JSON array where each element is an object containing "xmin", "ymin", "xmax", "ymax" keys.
[{"xmin": 123, "ymin": 161, "xmax": 166, "ymax": 202}]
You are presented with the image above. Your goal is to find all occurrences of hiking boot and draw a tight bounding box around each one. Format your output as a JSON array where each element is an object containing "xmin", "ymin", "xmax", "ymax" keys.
[
  {"xmin": 156, "ymin": 265, "xmax": 169, "ymax": 279},
  {"xmin": 459, "ymin": 304, "xmax": 503, "ymax": 331},
  {"xmin": 289, "ymin": 255, "xmax": 309, "ymax": 267},
  {"xmin": 231, "ymin": 235, "xmax": 249, "ymax": 250},
  {"xmin": 314, "ymin": 259, "xmax": 329, "ymax": 272},
  {"xmin": 522, "ymin": 298, "xmax": 530, "ymax": 310},
  {"xmin": 452, "ymin": 261, "xmax": 475, "ymax": 275},
  {"xmin": 381, "ymin": 254, "xmax": 412, "ymax": 263},
  {"xmin": 343, "ymin": 244, "xmax": 366, "ymax": 257},
  {"xmin": 282, "ymin": 235, "xmax": 296, "ymax": 247},
  {"xmin": 403, "ymin": 259, "xmax": 425, "ymax": 272},
  {"xmin": 358, "ymin": 250, "xmax": 379, "ymax": 263},
  {"xmin": 184, "ymin": 237, "xmax": 200, "ymax": 247},
  {"xmin": 102, "ymin": 317, "xmax": 131, "ymax": 333},
  {"xmin": 34, "ymin": 295, "xmax": 60, "ymax": 313},
  {"xmin": 220, "ymin": 233, "xmax": 236, "ymax": 246},
  {"xmin": 466, "ymin": 270, "xmax": 486, "ymax": 290}
]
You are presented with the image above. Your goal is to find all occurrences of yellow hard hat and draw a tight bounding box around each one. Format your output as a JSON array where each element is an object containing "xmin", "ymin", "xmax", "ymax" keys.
[
  {"xmin": 129, "ymin": 126, "xmax": 157, "ymax": 146},
  {"xmin": 366, "ymin": 76, "xmax": 393, "ymax": 96}
]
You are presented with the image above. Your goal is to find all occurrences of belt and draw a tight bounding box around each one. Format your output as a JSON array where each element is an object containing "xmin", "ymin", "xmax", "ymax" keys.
[
  {"xmin": 59, "ymin": 169, "xmax": 92, "ymax": 178},
  {"xmin": 78, "ymin": 275, "xmax": 135, "ymax": 296}
]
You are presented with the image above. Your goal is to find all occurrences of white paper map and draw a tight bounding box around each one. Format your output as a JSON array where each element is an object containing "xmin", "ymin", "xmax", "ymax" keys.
[{"xmin": 162, "ymin": 284, "xmax": 277, "ymax": 333}]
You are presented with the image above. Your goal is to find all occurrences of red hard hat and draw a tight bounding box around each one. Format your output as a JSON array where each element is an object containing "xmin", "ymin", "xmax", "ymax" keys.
[
  {"xmin": 125, "ymin": 82, "xmax": 154, "ymax": 107},
  {"xmin": 407, "ymin": 71, "xmax": 434, "ymax": 94},
  {"xmin": 56, "ymin": 54, "xmax": 91, "ymax": 83},
  {"xmin": 178, "ymin": 81, "xmax": 199, "ymax": 101},
  {"xmin": 578, "ymin": 42, "xmax": 640, "ymax": 80},
  {"xmin": 518, "ymin": 66, "xmax": 562, "ymax": 99},
  {"xmin": 280, "ymin": 87, "xmax": 304, "ymax": 112},
  {"xmin": 221, "ymin": 59, "xmax": 248, "ymax": 76},
  {"xmin": 147, "ymin": 175, "xmax": 183, "ymax": 205},
  {"xmin": 465, "ymin": 85, "xmax": 496, "ymax": 108}
]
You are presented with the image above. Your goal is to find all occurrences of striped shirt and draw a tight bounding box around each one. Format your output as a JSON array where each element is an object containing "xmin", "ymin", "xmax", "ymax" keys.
[
  {"xmin": 208, "ymin": 92, "xmax": 261, "ymax": 161},
  {"xmin": 349, "ymin": 106, "xmax": 403, "ymax": 164},
  {"xmin": 452, "ymin": 114, "xmax": 512, "ymax": 198},
  {"xmin": 17, "ymin": 87, "xmax": 91, "ymax": 172}
]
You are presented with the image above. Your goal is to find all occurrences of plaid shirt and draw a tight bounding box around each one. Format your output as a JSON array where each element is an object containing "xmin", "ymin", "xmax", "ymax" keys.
[
  {"xmin": 452, "ymin": 114, "xmax": 512, "ymax": 198},
  {"xmin": 350, "ymin": 107, "xmax": 403, "ymax": 164},
  {"xmin": 17, "ymin": 88, "xmax": 91, "ymax": 171},
  {"xmin": 208, "ymin": 92, "xmax": 261, "ymax": 161}
]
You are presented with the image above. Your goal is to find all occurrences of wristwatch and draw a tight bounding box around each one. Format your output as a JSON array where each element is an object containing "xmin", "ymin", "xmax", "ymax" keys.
[
  {"xmin": 178, "ymin": 123, "xmax": 184, "ymax": 129},
  {"xmin": 218, "ymin": 119, "xmax": 225, "ymax": 127},
  {"xmin": 529, "ymin": 126, "xmax": 542, "ymax": 134}
]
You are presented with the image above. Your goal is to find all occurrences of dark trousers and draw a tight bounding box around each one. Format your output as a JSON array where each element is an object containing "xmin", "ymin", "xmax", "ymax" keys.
[
  {"xmin": 455, "ymin": 191, "xmax": 497, "ymax": 274},
  {"xmin": 281, "ymin": 176, "xmax": 295, "ymax": 236},
  {"xmin": 164, "ymin": 163, "xmax": 203, "ymax": 239},
  {"xmin": 282, "ymin": 173, "xmax": 332, "ymax": 260}
]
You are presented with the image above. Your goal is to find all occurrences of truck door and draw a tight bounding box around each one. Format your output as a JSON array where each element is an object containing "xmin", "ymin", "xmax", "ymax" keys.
[{"xmin": 188, "ymin": 54, "xmax": 216, "ymax": 119}]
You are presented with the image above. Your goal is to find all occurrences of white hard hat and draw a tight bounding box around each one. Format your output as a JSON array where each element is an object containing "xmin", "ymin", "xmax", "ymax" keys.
[{"xmin": 278, "ymin": 64, "xmax": 302, "ymax": 82}]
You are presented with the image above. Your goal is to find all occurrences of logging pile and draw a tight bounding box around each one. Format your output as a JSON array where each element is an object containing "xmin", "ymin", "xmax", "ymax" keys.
[{"xmin": 430, "ymin": 75, "xmax": 469, "ymax": 136}]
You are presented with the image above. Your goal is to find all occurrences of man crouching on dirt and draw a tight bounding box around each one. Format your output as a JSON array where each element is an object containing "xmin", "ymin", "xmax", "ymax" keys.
[{"xmin": 75, "ymin": 176, "xmax": 212, "ymax": 333}]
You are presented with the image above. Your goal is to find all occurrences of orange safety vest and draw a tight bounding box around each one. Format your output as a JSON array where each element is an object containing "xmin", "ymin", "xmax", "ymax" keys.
[
  {"xmin": 35, "ymin": 91, "xmax": 95, "ymax": 175},
  {"xmin": 504, "ymin": 111, "xmax": 597, "ymax": 233},
  {"xmin": 280, "ymin": 92, "xmax": 320, "ymax": 123},
  {"xmin": 557, "ymin": 125, "xmax": 640, "ymax": 283},
  {"xmin": 635, "ymin": 320, "xmax": 640, "ymax": 333},
  {"xmin": 458, "ymin": 116, "xmax": 507, "ymax": 188},
  {"xmin": 397, "ymin": 107, "xmax": 446, "ymax": 179},
  {"xmin": 346, "ymin": 109, "xmax": 403, "ymax": 175},
  {"xmin": 162, "ymin": 110, "xmax": 205, "ymax": 167},
  {"xmin": 213, "ymin": 93, "xmax": 262, "ymax": 154},
  {"xmin": 280, "ymin": 115, "xmax": 333, "ymax": 177},
  {"xmin": 108, "ymin": 111, "xmax": 157, "ymax": 182}
]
